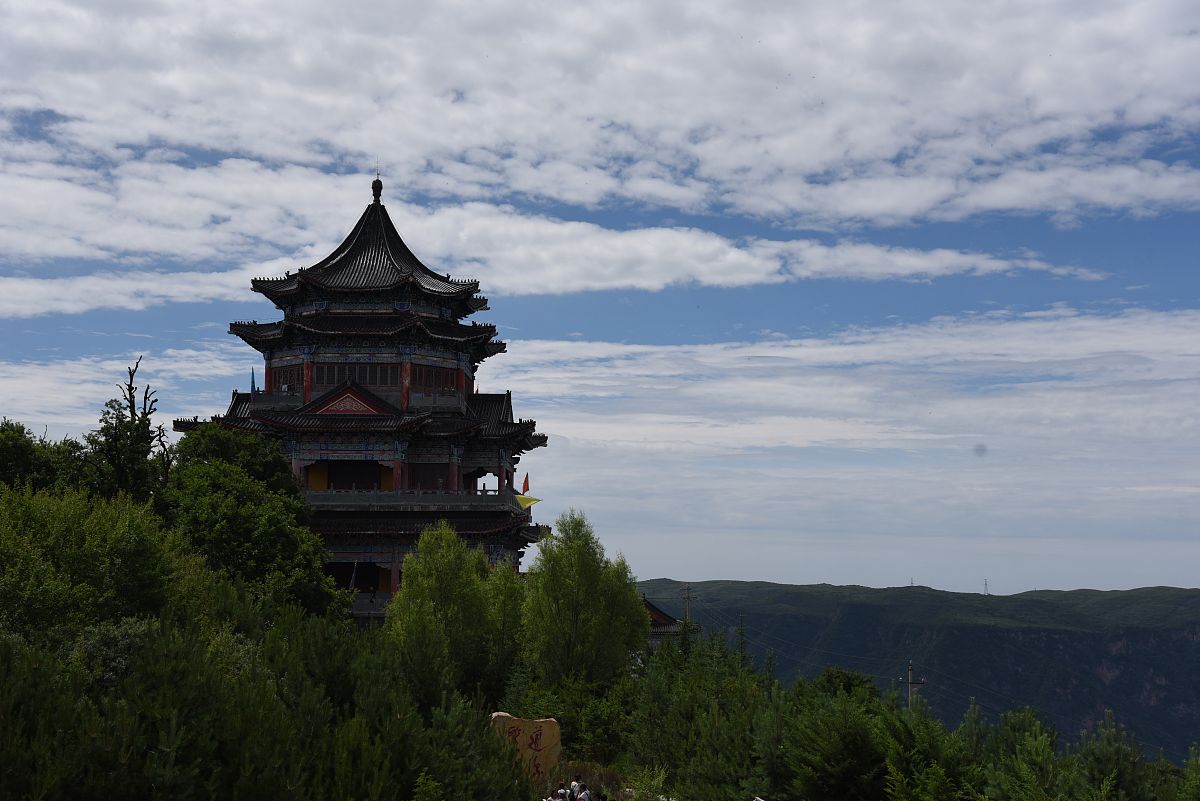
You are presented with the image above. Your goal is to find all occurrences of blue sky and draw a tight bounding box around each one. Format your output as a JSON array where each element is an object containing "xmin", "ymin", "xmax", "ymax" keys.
[{"xmin": 1, "ymin": 0, "xmax": 1198, "ymax": 593}]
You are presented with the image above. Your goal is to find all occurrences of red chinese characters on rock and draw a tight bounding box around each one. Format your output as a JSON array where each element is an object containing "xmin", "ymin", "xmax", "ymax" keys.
[{"xmin": 490, "ymin": 712, "xmax": 562, "ymax": 780}]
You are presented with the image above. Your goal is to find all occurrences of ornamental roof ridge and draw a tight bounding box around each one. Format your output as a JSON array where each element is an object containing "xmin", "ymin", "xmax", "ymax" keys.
[{"xmin": 293, "ymin": 377, "xmax": 408, "ymax": 416}]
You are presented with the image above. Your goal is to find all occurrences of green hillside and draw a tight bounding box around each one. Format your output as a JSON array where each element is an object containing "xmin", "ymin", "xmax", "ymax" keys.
[{"xmin": 639, "ymin": 579, "xmax": 1200, "ymax": 760}]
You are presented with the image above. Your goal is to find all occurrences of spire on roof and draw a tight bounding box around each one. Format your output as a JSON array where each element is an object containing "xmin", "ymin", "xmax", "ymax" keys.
[{"xmin": 372, "ymin": 174, "xmax": 383, "ymax": 204}]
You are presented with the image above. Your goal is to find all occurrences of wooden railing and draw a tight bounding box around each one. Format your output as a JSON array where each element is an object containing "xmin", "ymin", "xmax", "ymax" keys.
[{"xmin": 306, "ymin": 488, "xmax": 524, "ymax": 511}]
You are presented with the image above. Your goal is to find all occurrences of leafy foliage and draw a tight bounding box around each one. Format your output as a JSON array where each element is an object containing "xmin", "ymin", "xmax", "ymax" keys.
[
  {"xmin": 173, "ymin": 422, "xmax": 301, "ymax": 497},
  {"xmin": 163, "ymin": 460, "xmax": 340, "ymax": 614},
  {"xmin": 385, "ymin": 522, "xmax": 491, "ymax": 708},
  {"xmin": 0, "ymin": 487, "xmax": 172, "ymax": 638},
  {"xmin": 522, "ymin": 510, "xmax": 649, "ymax": 686},
  {"xmin": 85, "ymin": 358, "xmax": 171, "ymax": 502}
]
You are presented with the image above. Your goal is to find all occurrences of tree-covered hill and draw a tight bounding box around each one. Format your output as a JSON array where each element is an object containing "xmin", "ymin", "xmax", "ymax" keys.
[{"xmin": 639, "ymin": 579, "xmax": 1200, "ymax": 761}]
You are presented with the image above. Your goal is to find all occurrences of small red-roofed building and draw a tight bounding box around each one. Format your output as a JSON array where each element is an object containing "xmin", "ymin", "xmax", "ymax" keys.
[{"xmin": 643, "ymin": 594, "xmax": 697, "ymax": 646}]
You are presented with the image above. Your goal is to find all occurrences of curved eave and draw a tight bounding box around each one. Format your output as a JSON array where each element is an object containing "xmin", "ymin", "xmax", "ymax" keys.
[
  {"xmin": 471, "ymin": 341, "xmax": 507, "ymax": 366},
  {"xmin": 229, "ymin": 318, "xmax": 499, "ymax": 352},
  {"xmin": 229, "ymin": 321, "xmax": 282, "ymax": 353},
  {"xmin": 251, "ymin": 274, "xmax": 480, "ymax": 305},
  {"xmin": 250, "ymin": 276, "xmax": 299, "ymax": 305},
  {"xmin": 213, "ymin": 417, "xmax": 271, "ymax": 434},
  {"xmin": 484, "ymin": 425, "xmax": 547, "ymax": 453},
  {"xmin": 515, "ymin": 433, "xmax": 549, "ymax": 453},
  {"xmin": 412, "ymin": 318, "xmax": 497, "ymax": 344},
  {"xmin": 248, "ymin": 413, "xmax": 430, "ymax": 434}
]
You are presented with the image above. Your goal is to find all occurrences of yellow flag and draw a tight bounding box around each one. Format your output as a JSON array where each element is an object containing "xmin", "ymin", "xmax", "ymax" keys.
[{"xmin": 515, "ymin": 494, "xmax": 541, "ymax": 510}]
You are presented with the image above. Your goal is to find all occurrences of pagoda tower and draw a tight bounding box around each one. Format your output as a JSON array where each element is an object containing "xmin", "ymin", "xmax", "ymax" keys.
[{"xmin": 176, "ymin": 177, "xmax": 547, "ymax": 617}]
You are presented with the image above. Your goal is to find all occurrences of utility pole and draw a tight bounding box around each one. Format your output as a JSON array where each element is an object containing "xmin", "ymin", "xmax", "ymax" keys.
[
  {"xmin": 905, "ymin": 660, "xmax": 926, "ymax": 709},
  {"xmin": 984, "ymin": 578, "xmax": 989, "ymax": 596},
  {"xmin": 681, "ymin": 583, "xmax": 693, "ymax": 624}
]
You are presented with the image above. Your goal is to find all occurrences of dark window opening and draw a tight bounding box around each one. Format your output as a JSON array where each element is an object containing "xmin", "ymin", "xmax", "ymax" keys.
[
  {"xmin": 328, "ymin": 460, "xmax": 383, "ymax": 490},
  {"xmin": 412, "ymin": 365, "xmax": 458, "ymax": 395},
  {"xmin": 271, "ymin": 364, "xmax": 302, "ymax": 391},
  {"xmin": 326, "ymin": 561, "xmax": 381, "ymax": 593},
  {"xmin": 408, "ymin": 463, "xmax": 446, "ymax": 490},
  {"xmin": 314, "ymin": 363, "xmax": 402, "ymax": 387}
]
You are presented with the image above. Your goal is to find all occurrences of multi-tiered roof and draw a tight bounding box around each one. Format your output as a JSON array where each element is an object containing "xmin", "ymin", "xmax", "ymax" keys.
[{"xmin": 175, "ymin": 178, "xmax": 547, "ymax": 604}]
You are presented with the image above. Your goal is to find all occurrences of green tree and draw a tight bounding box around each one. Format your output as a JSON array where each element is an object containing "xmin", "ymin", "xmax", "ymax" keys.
[
  {"xmin": 0, "ymin": 486, "xmax": 173, "ymax": 639},
  {"xmin": 482, "ymin": 560, "xmax": 526, "ymax": 704},
  {"xmin": 522, "ymin": 510, "xmax": 648, "ymax": 686},
  {"xmin": 385, "ymin": 522, "xmax": 491, "ymax": 709},
  {"xmin": 878, "ymin": 697, "xmax": 977, "ymax": 801},
  {"xmin": 811, "ymin": 665, "xmax": 881, "ymax": 700},
  {"xmin": 163, "ymin": 461, "xmax": 340, "ymax": 614},
  {"xmin": 0, "ymin": 419, "xmax": 36, "ymax": 487},
  {"xmin": 174, "ymin": 423, "xmax": 300, "ymax": 498},
  {"xmin": 0, "ymin": 420, "xmax": 93, "ymax": 493},
  {"xmin": 784, "ymin": 691, "xmax": 888, "ymax": 801},
  {"xmin": 1069, "ymin": 710, "xmax": 1163, "ymax": 801},
  {"xmin": 85, "ymin": 358, "xmax": 171, "ymax": 502},
  {"xmin": 1180, "ymin": 747, "xmax": 1200, "ymax": 801},
  {"xmin": 412, "ymin": 769, "xmax": 445, "ymax": 801}
]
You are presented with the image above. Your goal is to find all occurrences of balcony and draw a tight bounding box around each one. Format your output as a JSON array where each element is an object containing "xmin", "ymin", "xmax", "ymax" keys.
[{"xmin": 306, "ymin": 487, "xmax": 525, "ymax": 513}]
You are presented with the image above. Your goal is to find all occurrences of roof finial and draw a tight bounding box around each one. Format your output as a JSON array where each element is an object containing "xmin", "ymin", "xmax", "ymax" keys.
[{"xmin": 371, "ymin": 172, "xmax": 383, "ymax": 204}]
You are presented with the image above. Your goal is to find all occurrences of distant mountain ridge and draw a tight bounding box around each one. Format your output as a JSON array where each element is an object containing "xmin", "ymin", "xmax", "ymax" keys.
[{"xmin": 637, "ymin": 579, "xmax": 1200, "ymax": 761}]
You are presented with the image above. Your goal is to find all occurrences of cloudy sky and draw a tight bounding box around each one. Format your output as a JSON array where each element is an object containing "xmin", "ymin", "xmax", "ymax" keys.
[{"xmin": 2, "ymin": 0, "xmax": 1198, "ymax": 593}]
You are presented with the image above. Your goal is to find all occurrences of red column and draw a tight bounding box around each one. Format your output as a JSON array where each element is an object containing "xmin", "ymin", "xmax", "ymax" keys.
[
  {"xmin": 447, "ymin": 461, "xmax": 461, "ymax": 491},
  {"xmin": 302, "ymin": 360, "xmax": 313, "ymax": 403},
  {"xmin": 400, "ymin": 363, "xmax": 411, "ymax": 411},
  {"xmin": 498, "ymin": 466, "xmax": 508, "ymax": 492},
  {"xmin": 456, "ymin": 368, "xmax": 465, "ymax": 395},
  {"xmin": 263, "ymin": 358, "xmax": 272, "ymax": 392},
  {"xmin": 390, "ymin": 558, "xmax": 401, "ymax": 593},
  {"xmin": 392, "ymin": 460, "xmax": 402, "ymax": 492}
]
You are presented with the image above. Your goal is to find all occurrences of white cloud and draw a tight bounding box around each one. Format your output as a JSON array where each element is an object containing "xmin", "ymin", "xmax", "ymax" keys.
[
  {"xmin": 473, "ymin": 307, "xmax": 1200, "ymax": 588},
  {"xmin": 4, "ymin": 306, "xmax": 1196, "ymax": 589},
  {"xmin": 0, "ymin": 173, "xmax": 1098, "ymax": 316},
  {"xmin": 0, "ymin": 0, "xmax": 1197, "ymax": 225},
  {"xmin": 486, "ymin": 308, "xmax": 1200, "ymax": 453},
  {"xmin": 0, "ymin": 340, "xmax": 253, "ymax": 434}
]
